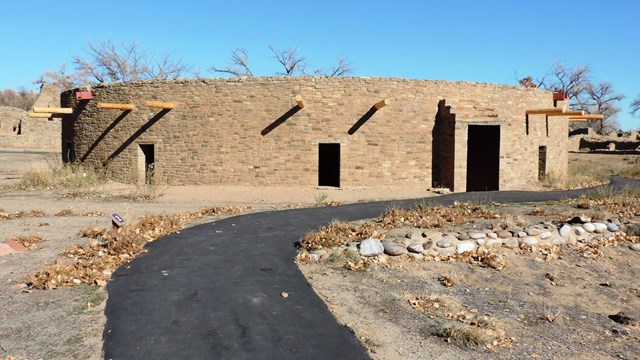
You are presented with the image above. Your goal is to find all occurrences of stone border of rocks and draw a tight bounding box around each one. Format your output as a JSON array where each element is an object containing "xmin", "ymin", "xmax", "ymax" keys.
[{"xmin": 305, "ymin": 216, "xmax": 639, "ymax": 261}]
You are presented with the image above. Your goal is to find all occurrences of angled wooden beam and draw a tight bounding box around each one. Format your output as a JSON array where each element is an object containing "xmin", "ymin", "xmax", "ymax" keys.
[
  {"xmin": 145, "ymin": 100, "xmax": 175, "ymax": 110},
  {"xmin": 98, "ymin": 103, "xmax": 135, "ymax": 111},
  {"xmin": 28, "ymin": 112, "xmax": 52, "ymax": 118},
  {"xmin": 374, "ymin": 98, "xmax": 389, "ymax": 110},
  {"xmin": 294, "ymin": 95, "xmax": 305, "ymax": 109},
  {"xmin": 32, "ymin": 107, "xmax": 73, "ymax": 114},
  {"xmin": 569, "ymin": 114, "xmax": 604, "ymax": 120}
]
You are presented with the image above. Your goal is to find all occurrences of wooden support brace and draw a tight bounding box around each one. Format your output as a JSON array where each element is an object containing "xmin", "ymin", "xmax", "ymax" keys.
[
  {"xmin": 98, "ymin": 103, "xmax": 135, "ymax": 111},
  {"xmin": 145, "ymin": 100, "xmax": 175, "ymax": 110},
  {"xmin": 295, "ymin": 95, "xmax": 305, "ymax": 109},
  {"xmin": 28, "ymin": 112, "xmax": 52, "ymax": 118},
  {"xmin": 32, "ymin": 107, "xmax": 73, "ymax": 114},
  {"xmin": 374, "ymin": 99, "xmax": 389, "ymax": 110},
  {"xmin": 569, "ymin": 114, "xmax": 604, "ymax": 120}
]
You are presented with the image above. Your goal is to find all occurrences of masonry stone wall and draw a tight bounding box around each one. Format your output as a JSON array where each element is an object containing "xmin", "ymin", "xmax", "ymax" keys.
[
  {"xmin": 61, "ymin": 77, "xmax": 568, "ymax": 190},
  {"xmin": 0, "ymin": 106, "xmax": 61, "ymax": 151}
]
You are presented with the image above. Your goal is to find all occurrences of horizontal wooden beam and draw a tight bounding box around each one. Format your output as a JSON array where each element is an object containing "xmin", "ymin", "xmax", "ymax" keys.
[
  {"xmin": 569, "ymin": 114, "xmax": 604, "ymax": 120},
  {"xmin": 28, "ymin": 112, "xmax": 52, "ymax": 118},
  {"xmin": 547, "ymin": 110, "xmax": 584, "ymax": 116},
  {"xmin": 32, "ymin": 107, "xmax": 73, "ymax": 114},
  {"xmin": 294, "ymin": 95, "xmax": 305, "ymax": 109},
  {"xmin": 145, "ymin": 100, "xmax": 175, "ymax": 109},
  {"xmin": 526, "ymin": 108, "xmax": 563, "ymax": 115},
  {"xmin": 374, "ymin": 98, "xmax": 389, "ymax": 110},
  {"xmin": 97, "ymin": 103, "xmax": 135, "ymax": 111}
]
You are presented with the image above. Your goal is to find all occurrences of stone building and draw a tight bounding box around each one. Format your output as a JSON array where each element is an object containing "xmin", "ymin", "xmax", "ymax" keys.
[
  {"xmin": 61, "ymin": 77, "xmax": 570, "ymax": 192},
  {"xmin": 0, "ymin": 83, "xmax": 61, "ymax": 151}
]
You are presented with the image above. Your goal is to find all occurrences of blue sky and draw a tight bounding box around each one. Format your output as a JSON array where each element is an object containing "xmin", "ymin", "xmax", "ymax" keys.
[{"xmin": 1, "ymin": 0, "xmax": 638, "ymax": 129}]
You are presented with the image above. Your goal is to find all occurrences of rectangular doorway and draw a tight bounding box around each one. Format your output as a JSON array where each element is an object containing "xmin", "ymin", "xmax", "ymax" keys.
[
  {"xmin": 466, "ymin": 125, "xmax": 500, "ymax": 192},
  {"xmin": 318, "ymin": 143, "xmax": 340, "ymax": 187},
  {"xmin": 138, "ymin": 144, "xmax": 155, "ymax": 185},
  {"xmin": 538, "ymin": 146, "xmax": 547, "ymax": 181}
]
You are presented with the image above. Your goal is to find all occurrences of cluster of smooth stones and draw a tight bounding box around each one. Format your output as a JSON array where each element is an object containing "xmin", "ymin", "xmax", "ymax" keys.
[{"xmin": 305, "ymin": 216, "xmax": 639, "ymax": 262}]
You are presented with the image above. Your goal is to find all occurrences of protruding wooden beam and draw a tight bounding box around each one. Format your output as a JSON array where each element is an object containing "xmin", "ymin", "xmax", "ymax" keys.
[
  {"xmin": 294, "ymin": 95, "xmax": 305, "ymax": 109},
  {"xmin": 32, "ymin": 107, "xmax": 73, "ymax": 114},
  {"xmin": 145, "ymin": 100, "xmax": 175, "ymax": 110},
  {"xmin": 98, "ymin": 103, "xmax": 135, "ymax": 111},
  {"xmin": 526, "ymin": 108, "xmax": 563, "ymax": 115},
  {"xmin": 28, "ymin": 112, "xmax": 52, "ymax": 118},
  {"xmin": 569, "ymin": 114, "xmax": 604, "ymax": 120},
  {"xmin": 374, "ymin": 99, "xmax": 389, "ymax": 110},
  {"xmin": 547, "ymin": 110, "xmax": 584, "ymax": 116}
]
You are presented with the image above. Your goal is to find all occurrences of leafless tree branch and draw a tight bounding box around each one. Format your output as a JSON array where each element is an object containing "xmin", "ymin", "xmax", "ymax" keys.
[
  {"xmin": 631, "ymin": 96, "xmax": 640, "ymax": 117},
  {"xmin": 268, "ymin": 44, "xmax": 307, "ymax": 76},
  {"xmin": 209, "ymin": 47, "xmax": 253, "ymax": 77},
  {"xmin": 313, "ymin": 56, "xmax": 355, "ymax": 77}
]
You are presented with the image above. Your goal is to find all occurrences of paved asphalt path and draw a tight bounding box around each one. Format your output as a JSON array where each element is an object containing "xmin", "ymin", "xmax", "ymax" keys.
[{"xmin": 103, "ymin": 177, "xmax": 640, "ymax": 359}]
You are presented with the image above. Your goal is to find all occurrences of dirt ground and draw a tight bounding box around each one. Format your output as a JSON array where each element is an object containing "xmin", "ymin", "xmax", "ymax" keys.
[
  {"xmin": 299, "ymin": 204, "xmax": 640, "ymax": 360},
  {"xmin": 0, "ymin": 150, "xmax": 638, "ymax": 359}
]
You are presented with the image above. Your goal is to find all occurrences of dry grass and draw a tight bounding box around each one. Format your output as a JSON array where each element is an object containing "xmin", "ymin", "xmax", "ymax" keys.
[
  {"xmin": 380, "ymin": 202, "xmax": 501, "ymax": 229},
  {"xmin": 18, "ymin": 161, "xmax": 105, "ymax": 192},
  {"xmin": 300, "ymin": 220, "xmax": 381, "ymax": 251},
  {"xmin": 550, "ymin": 156, "xmax": 640, "ymax": 189}
]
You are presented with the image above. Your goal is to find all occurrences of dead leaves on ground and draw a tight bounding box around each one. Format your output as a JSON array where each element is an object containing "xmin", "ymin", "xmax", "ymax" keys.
[
  {"xmin": 408, "ymin": 294, "xmax": 513, "ymax": 350},
  {"xmin": 0, "ymin": 209, "xmax": 46, "ymax": 221},
  {"xmin": 6, "ymin": 234, "xmax": 45, "ymax": 250},
  {"xmin": 25, "ymin": 206, "xmax": 248, "ymax": 290}
]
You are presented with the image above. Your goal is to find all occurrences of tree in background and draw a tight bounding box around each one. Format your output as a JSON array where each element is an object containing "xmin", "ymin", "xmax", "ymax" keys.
[
  {"xmin": 210, "ymin": 45, "xmax": 354, "ymax": 77},
  {"xmin": 0, "ymin": 88, "xmax": 37, "ymax": 110},
  {"xmin": 37, "ymin": 40, "xmax": 192, "ymax": 91},
  {"xmin": 631, "ymin": 96, "xmax": 640, "ymax": 118},
  {"xmin": 518, "ymin": 62, "xmax": 624, "ymax": 133}
]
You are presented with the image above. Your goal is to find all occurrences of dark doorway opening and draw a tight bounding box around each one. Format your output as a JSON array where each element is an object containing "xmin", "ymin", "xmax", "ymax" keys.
[
  {"xmin": 466, "ymin": 125, "xmax": 500, "ymax": 192},
  {"xmin": 538, "ymin": 146, "xmax": 547, "ymax": 181},
  {"xmin": 318, "ymin": 143, "xmax": 340, "ymax": 187},
  {"xmin": 139, "ymin": 144, "xmax": 155, "ymax": 185}
]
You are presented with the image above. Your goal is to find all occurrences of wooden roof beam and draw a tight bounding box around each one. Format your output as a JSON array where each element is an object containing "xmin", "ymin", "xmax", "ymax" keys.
[
  {"xmin": 98, "ymin": 103, "xmax": 135, "ymax": 111},
  {"xmin": 569, "ymin": 114, "xmax": 604, "ymax": 120},
  {"xmin": 145, "ymin": 101, "xmax": 175, "ymax": 110},
  {"xmin": 28, "ymin": 112, "xmax": 52, "ymax": 118},
  {"xmin": 374, "ymin": 98, "xmax": 389, "ymax": 110},
  {"xmin": 547, "ymin": 110, "xmax": 584, "ymax": 116},
  {"xmin": 32, "ymin": 107, "xmax": 73, "ymax": 114},
  {"xmin": 294, "ymin": 95, "xmax": 305, "ymax": 109}
]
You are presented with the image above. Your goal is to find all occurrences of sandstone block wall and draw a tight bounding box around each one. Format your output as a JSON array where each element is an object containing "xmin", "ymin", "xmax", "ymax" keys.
[
  {"xmin": 0, "ymin": 106, "xmax": 61, "ymax": 151},
  {"xmin": 61, "ymin": 77, "xmax": 568, "ymax": 190}
]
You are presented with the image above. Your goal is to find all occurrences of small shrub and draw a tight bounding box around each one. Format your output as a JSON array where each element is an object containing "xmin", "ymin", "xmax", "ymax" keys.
[{"xmin": 19, "ymin": 161, "xmax": 105, "ymax": 191}]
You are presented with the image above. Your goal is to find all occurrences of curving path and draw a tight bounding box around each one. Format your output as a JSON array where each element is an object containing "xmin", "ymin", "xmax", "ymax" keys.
[{"xmin": 103, "ymin": 177, "xmax": 640, "ymax": 359}]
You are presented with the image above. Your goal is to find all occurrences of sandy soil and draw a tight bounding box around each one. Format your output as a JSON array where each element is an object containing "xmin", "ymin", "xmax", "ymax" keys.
[
  {"xmin": 299, "ymin": 204, "xmax": 640, "ymax": 360},
  {"xmin": 0, "ymin": 150, "xmax": 638, "ymax": 359}
]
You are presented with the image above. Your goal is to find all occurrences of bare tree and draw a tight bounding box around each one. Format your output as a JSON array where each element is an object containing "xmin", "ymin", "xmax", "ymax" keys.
[
  {"xmin": 582, "ymin": 82, "xmax": 624, "ymax": 131},
  {"xmin": 517, "ymin": 76, "xmax": 540, "ymax": 88},
  {"xmin": 37, "ymin": 40, "xmax": 192, "ymax": 90},
  {"xmin": 145, "ymin": 53, "xmax": 191, "ymax": 80},
  {"xmin": 540, "ymin": 62, "xmax": 591, "ymax": 109},
  {"xmin": 0, "ymin": 88, "xmax": 38, "ymax": 110},
  {"xmin": 211, "ymin": 45, "xmax": 355, "ymax": 77},
  {"xmin": 313, "ymin": 56, "xmax": 354, "ymax": 77},
  {"xmin": 269, "ymin": 44, "xmax": 307, "ymax": 76},
  {"xmin": 209, "ymin": 47, "xmax": 253, "ymax": 77},
  {"xmin": 631, "ymin": 96, "xmax": 640, "ymax": 117},
  {"xmin": 35, "ymin": 63, "xmax": 92, "ymax": 92}
]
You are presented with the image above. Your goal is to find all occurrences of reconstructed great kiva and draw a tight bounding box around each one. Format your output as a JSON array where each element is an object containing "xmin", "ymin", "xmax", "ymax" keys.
[{"xmin": 61, "ymin": 77, "xmax": 569, "ymax": 192}]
